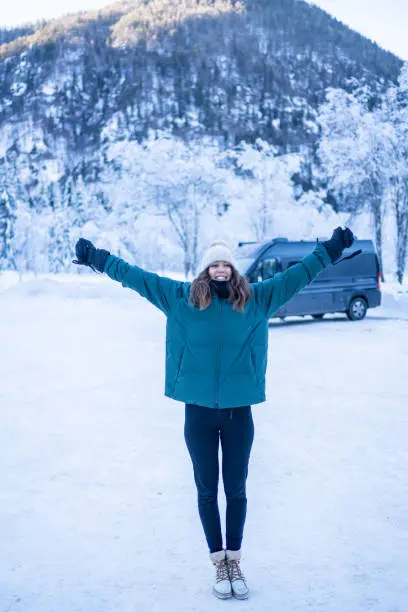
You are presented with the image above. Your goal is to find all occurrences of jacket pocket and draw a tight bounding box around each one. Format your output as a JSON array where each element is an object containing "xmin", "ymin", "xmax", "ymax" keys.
[
  {"xmin": 175, "ymin": 347, "xmax": 185, "ymax": 381},
  {"xmin": 250, "ymin": 348, "xmax": 266, "ymax": 388},
  {"xmin": 250, "ymin": 349, "xmax": 258, "ymax": 382}
]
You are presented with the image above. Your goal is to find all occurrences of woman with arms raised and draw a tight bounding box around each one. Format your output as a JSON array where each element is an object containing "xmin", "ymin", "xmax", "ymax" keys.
[{"xmin": 73, "ymin": 227, "xmax": 353, "ymax": 600}]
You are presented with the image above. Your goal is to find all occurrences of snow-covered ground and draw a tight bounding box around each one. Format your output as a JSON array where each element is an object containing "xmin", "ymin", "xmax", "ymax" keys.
[{"xmin": 1, "ymin": 272, "xmax": 407, "ymax": 612}]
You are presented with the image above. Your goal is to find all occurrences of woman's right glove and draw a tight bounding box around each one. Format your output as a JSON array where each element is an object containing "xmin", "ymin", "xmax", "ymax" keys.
[
  {"xmin": 73, "ymin": 238, "xmax": 110, "ymax": 273},
  {"xmin": 322, "ymin": 227, "xmax": 354, "ymax": 263}
]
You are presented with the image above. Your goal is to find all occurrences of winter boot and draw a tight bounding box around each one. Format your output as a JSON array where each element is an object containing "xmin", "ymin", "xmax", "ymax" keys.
[
  {"xmin": 226, "ymin": 549, "xmax": 249, "ymax": 599},
  {"xmin": 210, "ymin": 550, "xmax": 232, "ymax": 599}
]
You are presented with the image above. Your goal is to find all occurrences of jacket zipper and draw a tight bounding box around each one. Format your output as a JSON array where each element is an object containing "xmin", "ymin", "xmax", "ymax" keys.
[{"xmin": 214, "ymin": 297, "xmax": 222, "ymax": 408}]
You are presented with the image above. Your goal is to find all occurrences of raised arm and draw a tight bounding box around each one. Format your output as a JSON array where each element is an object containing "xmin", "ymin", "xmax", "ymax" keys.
[
  {"xmin": 253, "ymin": 244, "xmax": 330, "ymax": 317},
  {"xmin": 73, "ymin": 238, "xmax": 184, "ymax": 315},
  {"xmin": 252, "ymin": 227, "xmax": 354, "ymax": 318},
  {"xmin": 104, "ymin": 254, "xmax": 184, "ymax": 314}
]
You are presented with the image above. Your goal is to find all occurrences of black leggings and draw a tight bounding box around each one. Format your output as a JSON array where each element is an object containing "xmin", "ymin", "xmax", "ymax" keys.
[{"xmin": 184, "ymin": 404, "xmax": 254, "ymax": 553}]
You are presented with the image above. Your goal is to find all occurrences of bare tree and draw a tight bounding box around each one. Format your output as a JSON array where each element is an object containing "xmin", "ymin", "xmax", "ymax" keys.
[
  {"xmin": 231, "ymin": 139, "xmax": 298, "ymax": 242},
  {"xmin": 143, "ymin": 138, "xmax": 231, "ymax": 278}
]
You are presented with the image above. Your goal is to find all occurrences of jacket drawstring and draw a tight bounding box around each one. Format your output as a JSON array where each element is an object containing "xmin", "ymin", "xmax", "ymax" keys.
[{"xmin": 229, "ymin": 408, "xmax": 233, "ymax": 420}]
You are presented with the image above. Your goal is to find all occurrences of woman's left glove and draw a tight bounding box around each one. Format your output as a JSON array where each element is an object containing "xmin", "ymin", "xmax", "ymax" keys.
[
  {"xmin": 322, "ymin": 227, "xmax": 354, "ymax": 263},
  {"xmin": 73, "ymin": 238, "xmax": 110, "ymax": 273}
]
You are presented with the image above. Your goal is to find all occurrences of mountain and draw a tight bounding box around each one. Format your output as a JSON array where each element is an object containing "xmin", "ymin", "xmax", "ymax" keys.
[{"xmin": 0, "ymin": 0, "xmax": 401, "ymax": 155}]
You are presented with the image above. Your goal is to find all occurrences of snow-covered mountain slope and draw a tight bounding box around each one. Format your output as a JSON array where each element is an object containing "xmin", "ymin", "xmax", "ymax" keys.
[{"xmin": 0, "ymin": 0, "xmax": 401, "ymax": 162}]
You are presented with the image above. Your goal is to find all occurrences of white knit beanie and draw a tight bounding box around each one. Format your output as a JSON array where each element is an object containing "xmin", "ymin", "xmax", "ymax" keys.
[{"xmin": 198, "ymin": 240, "xmax": 236, "ymax": 274}]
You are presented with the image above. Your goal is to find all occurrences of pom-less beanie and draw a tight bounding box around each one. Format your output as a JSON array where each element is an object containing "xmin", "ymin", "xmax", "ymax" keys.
[{"xmin": 198, "ymin": 240, "xmax": 236, "ymax": 274}]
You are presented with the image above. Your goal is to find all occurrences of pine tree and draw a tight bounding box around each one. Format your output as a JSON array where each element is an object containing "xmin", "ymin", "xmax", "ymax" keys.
[{"xmin": 0, "ymin": 190, "xmax": 16, "ymax": 271}]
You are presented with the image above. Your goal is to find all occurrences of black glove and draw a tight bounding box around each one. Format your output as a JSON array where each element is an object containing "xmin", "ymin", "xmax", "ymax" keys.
[
  {"xmin": 322, "ymin": 226, "xmax": 354, "ymax": 263},
  {"xmin": 73, "ymin": 238, "xmax": 110, "ymax": 273}
]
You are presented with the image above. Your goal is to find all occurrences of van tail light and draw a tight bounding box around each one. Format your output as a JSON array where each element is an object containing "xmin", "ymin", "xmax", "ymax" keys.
[{"xmin": 377, "ymin": 272, "xmax": 381, "ymax": 291}]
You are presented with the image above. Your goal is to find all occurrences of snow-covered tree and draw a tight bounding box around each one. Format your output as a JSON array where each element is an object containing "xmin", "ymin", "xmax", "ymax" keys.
[
  {"xmin": 0, "ymin": 189, "xmax": 16, "ymax": 270},
  {"xmin": 45, "ymin": 184, "xmax": 76, "ymax": 273},
  {"xmin": 383, "ymin": 63, "xmax": 408, "ymax": 283},
  {"xmin": 228, "ymin": 139, "xmax": 299, "ymax": 242},
  {"xmin": 393, "ymin": 178, "xmax": 408, "ymax": 283},
  {"xmin": 141, "ymin": 137, "xmax": 233, "ymax": 277},
  {"xmin": 318, "ymin": 89, "xmax": 398, "ymax": 279},
  {"xmin": 11, "ymin": 201, "xmax": 34, "ymax": 278},
  {"xmin": 95, "ymin": 140, "xmax": 152, "ymax": 261}
]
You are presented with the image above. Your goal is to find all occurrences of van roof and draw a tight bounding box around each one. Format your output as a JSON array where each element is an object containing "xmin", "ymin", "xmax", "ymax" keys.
[{"xmin": 236, "ymin": 238, "xmax": 376, "ymax": 260}]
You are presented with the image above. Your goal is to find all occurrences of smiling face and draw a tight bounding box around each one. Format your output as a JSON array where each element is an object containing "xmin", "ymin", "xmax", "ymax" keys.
[{"xmin": 208, "ymin": 261, "xmax": 233, "ymax": 281}]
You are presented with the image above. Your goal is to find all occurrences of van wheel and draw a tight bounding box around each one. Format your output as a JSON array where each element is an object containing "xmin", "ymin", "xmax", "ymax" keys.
[
  {"xmin": 312, "ymin": 314, "xmax": 324, "ymax": 320},
  {"xmin": 346, "ymin": 297, "xmax": 367, "ymax": 321}
]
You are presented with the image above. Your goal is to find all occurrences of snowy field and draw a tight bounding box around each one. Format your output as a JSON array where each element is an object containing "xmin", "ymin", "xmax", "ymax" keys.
[{"xmin": 1, "ymin": 272, "xmax": 408, "ymax": 612}]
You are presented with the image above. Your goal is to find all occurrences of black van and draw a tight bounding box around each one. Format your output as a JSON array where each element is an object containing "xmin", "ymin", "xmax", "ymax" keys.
[{"xmin": 235, "ymin": 238, "xmax": 381, "ymax": 321}]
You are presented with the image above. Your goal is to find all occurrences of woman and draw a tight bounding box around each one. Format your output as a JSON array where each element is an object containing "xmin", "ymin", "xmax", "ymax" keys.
[{"xmin": 73, "ymin": 227, "xmax": 353, "ymax": 600}]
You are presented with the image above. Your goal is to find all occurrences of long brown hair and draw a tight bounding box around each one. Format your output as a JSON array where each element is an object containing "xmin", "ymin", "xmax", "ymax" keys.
[{"xmin": 189, "ymin": 265, "xmax": 252, "ymax": 312}]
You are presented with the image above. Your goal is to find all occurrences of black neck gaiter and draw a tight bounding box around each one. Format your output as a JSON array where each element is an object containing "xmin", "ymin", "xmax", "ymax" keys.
[{"xmin": 210, "ymin": 280, "xmax": 230, "ymax": 299}]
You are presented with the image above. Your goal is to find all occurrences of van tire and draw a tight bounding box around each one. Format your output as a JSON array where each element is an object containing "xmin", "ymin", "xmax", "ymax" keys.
[
  {"xmin": 346, "ymin": 297, "xmax": 367, "ymax": 321},
  {"xmin": 312, "ymin": 314, "xmax": 324, "ymax": 320}
]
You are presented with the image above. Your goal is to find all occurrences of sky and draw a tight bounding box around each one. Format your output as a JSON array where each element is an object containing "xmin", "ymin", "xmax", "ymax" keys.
[{"xmin": 0, "ymin": 0, "xmax": 407, "ymax": 61}]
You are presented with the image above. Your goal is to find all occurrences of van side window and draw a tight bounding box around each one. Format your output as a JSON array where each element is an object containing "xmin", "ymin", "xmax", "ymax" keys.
[
  {"xmin": 317, "ymin": 253, "xmax": 376, "ymax": 280},
  {"xmin": 261, "ymin": 258, "xmax": 279, "ymax": 279}
]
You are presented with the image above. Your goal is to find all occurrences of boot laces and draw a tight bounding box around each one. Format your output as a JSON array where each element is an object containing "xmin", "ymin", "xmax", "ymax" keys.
[
  {"xmin": 215, "ymin": 559, "xmax": 229, "ymax": 583},
  {"xmin": 228, "ymin": 559, "xmax": 245, "ymax": 582}
]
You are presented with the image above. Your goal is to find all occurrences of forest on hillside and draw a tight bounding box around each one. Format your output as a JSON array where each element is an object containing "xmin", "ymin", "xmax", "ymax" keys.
[
  {"xmin": 0, "ymin": 1, "xmax": 407, "ymax": 282},
  {"xmin": 0, "ymin": 0, "xmax": 401, "ymax": 147}
]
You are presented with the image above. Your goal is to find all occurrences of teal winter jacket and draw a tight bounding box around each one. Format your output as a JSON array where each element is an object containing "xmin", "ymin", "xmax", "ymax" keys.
[{"xmin": 104, "ymin": 244, "xmax": 331, "ymax": 408}]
